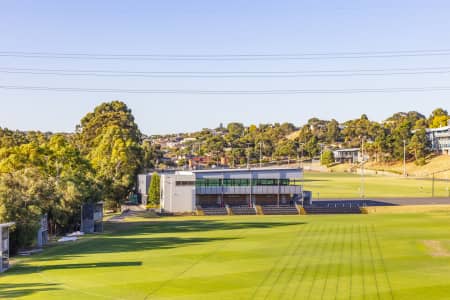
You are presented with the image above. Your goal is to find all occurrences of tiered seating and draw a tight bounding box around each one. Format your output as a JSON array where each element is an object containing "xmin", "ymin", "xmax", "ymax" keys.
[
  {"xmin": 201, "ymin": 206, "xmax": 228, "ymax": 216},
  {"xmin": 262, "ymin": 205, "xmax": 299, "ymax": 215},
  {"xmin": 303, "ymin": 205, "xmax": 361, "ymax": 214},
  {"xmin": 231, "ymin": 206, "xmax": 256, "ymax": 215}
]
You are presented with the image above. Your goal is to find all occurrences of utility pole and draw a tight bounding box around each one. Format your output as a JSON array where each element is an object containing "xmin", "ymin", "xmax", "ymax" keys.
[
  {"xmin": 361, "ymin": 137, "xmax": 365, "ymax": 199},
  {"xmin": 259, "ymin": 142, "xmax": 263, "ymax": 168},
  {"xmin": 432, "ymin": 173, "xmax": 435, "ymax": 198},
  {"xmin": 403, "ymin": 139, "xmax": 407, "ymax": 177},
  {"xmin": 300, "ymin": 143, "xmax": 304, "ymax": 169},
  {"xmin": 246, "ymin": 143, "xmax": 251, "ymax": 168}
]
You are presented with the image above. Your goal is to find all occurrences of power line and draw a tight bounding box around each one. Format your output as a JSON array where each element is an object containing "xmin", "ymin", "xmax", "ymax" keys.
[
  {"xmin": 2, "ymin": 66, "xmax": 450, "ymax": 78},
  {"xmin": 2, "ymin": 49, "xmax": 450, "ymax": 60},
  {"xmin": 1, "ymin": 84, "xmax": 450, "ymax": 94}
]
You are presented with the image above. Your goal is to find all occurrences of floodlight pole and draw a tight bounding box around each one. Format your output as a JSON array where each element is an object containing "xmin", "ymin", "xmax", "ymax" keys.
[
  {"xmin": 259, "ymin": 142, "xmax": 263, "ymax": 168},
  {"xmin": 360, "ymin": 137, "xmax": 365, "ymax": 199},
  {"xmin": 403, "ymin": 139, "xmax": 407, "ymax": 177}
]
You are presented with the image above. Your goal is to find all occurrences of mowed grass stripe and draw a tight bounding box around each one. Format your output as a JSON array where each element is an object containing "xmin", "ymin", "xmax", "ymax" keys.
[
  {"xmin": 365, "ymin": 225, "xmax": 381, "ymax": 300},
  {"xmin": 350, "ymin": 224, "xmax": 355, "ymax": 300},
  {"xmin": 359, "ymin": 225, "xmax": 366, "ymax": 300},
  {"xmin": 305, "ymin": 225, "xmax": 335, "ymax": 300},
  {"xmin": 320, "ymin": 225, "xmax": 341, "ymax": 300},
  {"xmin": 144, "ymin": 228, "xmax": 250, "ymax": 299},
  {"xmin": 275, "ymin": 224, "xmax": 316, "ymax": 300},
  {"xmin": 291, "ymin": 225, "xmax": 327, "ymax": 299},
  {"xmin": 334, "ymin": 226, "xmax": 347, "ymax": 300},
  {"xmin": 251, "ymin": 224, "xmax": 307, "ymax": 300},
  {"xmin": 371, "ymin": 225, "xmax": 395, "ymax": 300},
  {"xmin": 263, "ymin": 225, "xmax": 310, "ymax": 299}
]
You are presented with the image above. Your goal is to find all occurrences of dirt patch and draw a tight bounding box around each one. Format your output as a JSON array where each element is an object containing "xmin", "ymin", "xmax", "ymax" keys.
[{"xmin": 423, "ymin": 240, "xmax": 450, "ymax": 257}]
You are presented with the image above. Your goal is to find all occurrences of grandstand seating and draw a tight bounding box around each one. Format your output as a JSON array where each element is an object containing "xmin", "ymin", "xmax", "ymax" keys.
[
  {"xmin": 262, "ymin": 205, "xmax": 299, "ymax": 215},
  {"xmin": 231, "ymin": 206, "xmax": 257, "ymax": 215},
  {"xmin": 201, "ymin": 206, "xmax": 228, "ymax": 216},
  {"xmin": 303, "ymin": 205, "xmax": 361, "ymax": 214}
]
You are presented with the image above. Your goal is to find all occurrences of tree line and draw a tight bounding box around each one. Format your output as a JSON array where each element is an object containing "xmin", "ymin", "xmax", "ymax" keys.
[
  {"xmin": 0, "ymin": 101, "xmax": 148, "ymax": 251},
  {"xmin": 164, "ymin": 108, "xmax": 449, "ymax": 168}
]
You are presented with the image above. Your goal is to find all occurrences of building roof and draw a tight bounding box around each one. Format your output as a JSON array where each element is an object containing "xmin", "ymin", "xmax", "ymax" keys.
[
  {"xmin": 192, "ymin": 166, "xmax": 302, "ymax": 173},
  {"xmin": 425, "ymin": 126, "xmax": 450, "ymax": 133},
  {"xmin": 333, "ymin": 148, "xmax": 360, "ymax": 152}
]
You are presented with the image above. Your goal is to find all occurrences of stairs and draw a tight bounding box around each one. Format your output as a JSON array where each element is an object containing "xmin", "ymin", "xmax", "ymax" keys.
[
  {"xmin": 201, "ymin": 207, "xmax": 228, "ymax": 216},
  {"xmin": 303, "ymin": 206, "xmax": 361, "ymax": 214},
  {"xmin": 231, "ymin": 206, "xmax": 257, "ymax": 215},
  {"xmin": 262, "ymin": 205, "xmax": 299, "ymax": 215}
]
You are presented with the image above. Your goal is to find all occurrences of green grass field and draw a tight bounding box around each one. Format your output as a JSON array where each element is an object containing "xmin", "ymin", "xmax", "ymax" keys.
[
  {"xmin": 303, "ymin": 171, "xmax": 450, "ymax": 198},
  {"xmin": 2, "ymin": 213, "xmax": 450, "ymax": 299}
]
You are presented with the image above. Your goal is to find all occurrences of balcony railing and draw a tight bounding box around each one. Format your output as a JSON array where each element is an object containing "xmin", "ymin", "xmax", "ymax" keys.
[{"xmin": 195, "ymin": 185, "xmax": 302, "ymax": 195}]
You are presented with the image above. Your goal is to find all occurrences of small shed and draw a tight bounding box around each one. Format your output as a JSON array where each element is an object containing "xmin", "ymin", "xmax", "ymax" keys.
[
  {"xmin": 0, "ymin": 222, "xmax": 15, "ymax": 273},
  {"xmin": 36, "ymin": 214, "xmax": 49, "ymax": 248},
  {"xmin": 81, "ymin": 202, "xmax": 104, "ymax": 233}
]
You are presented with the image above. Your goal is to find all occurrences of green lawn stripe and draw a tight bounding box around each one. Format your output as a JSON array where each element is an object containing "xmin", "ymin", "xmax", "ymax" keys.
[
  {"xmin": 359, "ymin": 224, "xmax": 366, "ymax": 300},
  {"xmin": 366, "ymin": 225, "xmax": 381, "ymax": 300},
  {"xmin": 291, "ymin": 224, "xmax": 327, "ymax": 299},
  {"xmin": 305, "ymin": 225, "xmax": 335, "ymax": 300},
  {"xmin": 349, "ymin": 224, "xmax": 354, "ymax": 300},
  {"xmin": 251, "ymin": 224, "xmax": 306, "ymax": 300},
  {"xmin": 334, "ymin": 226, "xmax": 347, "ymax": 300},
  {"xmin": 264, "ymin": 225, "xmax": 311, "ymax": 299},
  {"xmin": 144, "ymin": 228, "xmax": 249, "ymax": 299},
  {"xmin": 321, "ymin": 225, "xmax": 340, "ymax": 300},
  {"xmin": 276, "ymin": 224, "xmax": 315, "ymax": 300},
  {"xmin": 371, "ymin": 225, "xmax": 395, "ymax": 300}
]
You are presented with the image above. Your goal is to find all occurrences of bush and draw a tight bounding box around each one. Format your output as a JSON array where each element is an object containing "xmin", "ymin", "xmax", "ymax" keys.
[
  {"xmin": 9, "ymin": 222, "xmax": 40, "ymax": 252},
  {"xmin": 415, "ymin": 157, "xmax": 427, "ymax": 166}
]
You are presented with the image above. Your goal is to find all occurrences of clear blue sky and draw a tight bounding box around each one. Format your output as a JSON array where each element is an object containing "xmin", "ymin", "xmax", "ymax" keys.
[{"xmin": 0, "ymin": 1, "xmax": 449, "ymax": 134}]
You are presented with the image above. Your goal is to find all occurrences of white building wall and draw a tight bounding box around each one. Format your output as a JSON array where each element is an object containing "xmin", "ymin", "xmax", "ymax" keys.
[{"xmin": 160, "ymin": 173, "xmax": 196, "ymax": 213}]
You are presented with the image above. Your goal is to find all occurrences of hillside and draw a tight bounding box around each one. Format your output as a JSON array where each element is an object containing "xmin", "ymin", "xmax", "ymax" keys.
[{"xmin": 326, "ymin": 155, "xmax": 450, "ymax": 179}]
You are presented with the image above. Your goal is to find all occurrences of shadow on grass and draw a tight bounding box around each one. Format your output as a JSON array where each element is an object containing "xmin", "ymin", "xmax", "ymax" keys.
[
  {"xmin": 8, "ymin": 261, "xmax": 143, "ymax": 277},
  {"xmin": 25, "ymin": 236, "xmax": 239, "ymax": 263},
  {"xmin": 108, "ymin": 220, "xmax": 305, "ymax": 236},
  {"xmin": 0, "ymin": 283, "xmax": 60, "ymax": 298}
]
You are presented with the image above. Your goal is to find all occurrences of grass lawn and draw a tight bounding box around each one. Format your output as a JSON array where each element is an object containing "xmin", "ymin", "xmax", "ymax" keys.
[
  {"xmin": 2, "ymin": 213, "xmax": 450, "ymax": 299},
  {"xmin": 303, "ymin": 171, "xmax": 450, "ymax": 198}
]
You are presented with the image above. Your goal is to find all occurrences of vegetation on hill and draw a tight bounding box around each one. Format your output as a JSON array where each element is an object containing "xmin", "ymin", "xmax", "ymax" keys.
[
  {"xmin": 0, "ymin": 101, "xmax": 151, "ymax": 250},
  {"xmin": 155, "ymin": 108, "xmax": 448, "ymax": 168}
]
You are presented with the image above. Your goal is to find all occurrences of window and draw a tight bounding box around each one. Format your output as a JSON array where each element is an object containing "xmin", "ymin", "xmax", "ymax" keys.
[{"xmin": 176, "ymin": 181, "xmax": 195, "ymax": 186}]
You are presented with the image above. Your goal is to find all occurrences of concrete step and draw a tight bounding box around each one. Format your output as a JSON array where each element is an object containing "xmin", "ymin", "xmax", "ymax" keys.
[
  {"xmin": 231, "ymin": 207, "xmax": 256, "ymax": 215},
  {"xmin": 262, "ymin": 206, "xmax": 299, "ymax": 215},
  {"xmin": 202, "ymin": 207, "xmax": 228, "ymax": 216},
  {"xmin": 304, "ymin": 206, "xmax": 361, "ymax": 214}
]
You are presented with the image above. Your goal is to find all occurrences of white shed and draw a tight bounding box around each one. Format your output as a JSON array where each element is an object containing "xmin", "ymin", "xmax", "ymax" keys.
[{"xmin": 0, "ymin": 222, "xmax": 15, "ymax": 273}]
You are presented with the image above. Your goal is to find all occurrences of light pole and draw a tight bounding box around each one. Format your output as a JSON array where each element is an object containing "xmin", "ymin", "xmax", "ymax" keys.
[
  {"xmin": 319, "ymin": 143, "xmax": 324, "ymax": 165},
  {"xmin": 403, "ymin": 139, "xmax": 407, "ymax": 177},
  {"xmin": 360, "ymin": 137, "xmax": 365, "ymax": 199},
  {"xmin": 259, "ymin": 142, "xmax": 263, "ymax": 168},
  {"xmin": 246, "ymin": 143, "xmax": 251, "ymax": 169}
]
